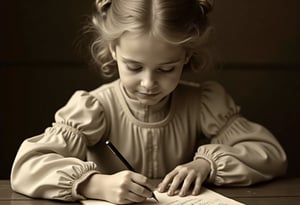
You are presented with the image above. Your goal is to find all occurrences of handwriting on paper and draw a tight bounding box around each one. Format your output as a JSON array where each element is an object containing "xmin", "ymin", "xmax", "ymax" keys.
[{"xmin": 81, "ymin": 187, "xmax": 245, "ymax": 205}]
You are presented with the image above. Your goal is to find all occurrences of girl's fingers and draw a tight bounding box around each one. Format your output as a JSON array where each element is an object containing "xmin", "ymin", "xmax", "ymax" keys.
[
  {"xmin": 129, "ymin": 172, "xmax": 155, "ymax": 198},
  {"xmin": 192, "ymin": 177, "xmax": 202, "ymax": 195},
  {"xmin": 167, "ymin": 171, "xmax": 187, "ymax": 196},
  {"xmin": 158, "ymin": 160, "xmax": 209, "ymax": 197},
  {"xmin": 126, "ymin": 191, "xmax": 147, "ymax": 203},
  {"xmin": 128, "ymin": 180, "xmax": 152, "ymax": 198},
  {"xmin": 158, "ymin": 170, "xmax": 177, "ymax": 192},
  {"xmin": 179, "ymin": 173, "xmax": 196, "ymax": 196}
]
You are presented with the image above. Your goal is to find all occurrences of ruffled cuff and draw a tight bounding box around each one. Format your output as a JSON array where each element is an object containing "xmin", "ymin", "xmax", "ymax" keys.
[
  {"xmin": 197, "ymin": 116, "xmax": 254, "ymax": 178},
  {"xmin": 56, "ymin": 162, "xmax": 100, "ymax": 201},
  {"xmin": 72, "ymin": 170, "xmax": 100, "ymax": 199}
]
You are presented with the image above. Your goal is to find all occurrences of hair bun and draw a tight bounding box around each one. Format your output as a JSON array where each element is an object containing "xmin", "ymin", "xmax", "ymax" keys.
[
  {"xmin": 96, "ymin": 0, "xmax": 112, "ymax": 16},
  {"xmin": 198, "ymin": 0, "xmax": 214, "ymax": 14}
]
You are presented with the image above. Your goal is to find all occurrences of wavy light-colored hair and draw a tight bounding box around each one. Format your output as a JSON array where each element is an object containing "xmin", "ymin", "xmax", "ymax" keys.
[{"xmin": 90, "ymin": 0, "xmax": 214, "ymax": 77}]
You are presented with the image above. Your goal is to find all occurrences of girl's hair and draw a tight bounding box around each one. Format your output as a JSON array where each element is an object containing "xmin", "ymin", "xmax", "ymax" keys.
[{"xmin": 90, "ymin": 0, "xmax": 214, "ymax": 77}]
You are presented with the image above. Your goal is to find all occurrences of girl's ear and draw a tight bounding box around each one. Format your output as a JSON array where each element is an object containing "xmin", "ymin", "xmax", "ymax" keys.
[{"xmin": 109, "ymin": 43, "xmax": 117, "ymax": 60}]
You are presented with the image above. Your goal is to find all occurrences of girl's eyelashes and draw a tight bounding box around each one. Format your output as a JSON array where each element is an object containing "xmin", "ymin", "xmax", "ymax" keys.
[
  {"xmin": 126, "ymin": 63, "xmax": 143, "ymax": 71},
  {"xmin": 158, "ymin": 67, "xmax": 175, "ymax": 73},
  {"xmin": 126, "ymin": 64, "xmax": 175, "ymax": 73},
  {"xmin": 124, "ymin": 61, "xmax": 176, "ymax": 73}
]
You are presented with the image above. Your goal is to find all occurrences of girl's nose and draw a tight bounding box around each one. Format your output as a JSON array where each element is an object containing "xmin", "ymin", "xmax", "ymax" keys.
[{"xmin": 140, "ymin": 71, "xmax": 156, "ymax": 89}]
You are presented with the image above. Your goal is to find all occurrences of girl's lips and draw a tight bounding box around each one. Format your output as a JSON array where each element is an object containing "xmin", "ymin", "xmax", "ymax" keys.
[
  {"xmin": 137, "ymin": 89, "xmax": 160, "ymax": 95},
  {"xmin": 140, "ymin": 92, "xmax": 158, "ymax": 95},
  {"xmin": 137, "ymin": 91, "xmax": 160, "ymax": 98}
]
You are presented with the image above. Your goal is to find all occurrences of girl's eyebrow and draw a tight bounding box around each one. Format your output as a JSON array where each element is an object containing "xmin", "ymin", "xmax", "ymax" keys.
[
  {"xmin": 121, "ymin": 56, "xmax": 183, "ymax": 65},
  {"xmin": 121, "ymin": 57, "xmax": 141, "ymax": 64},
  {"xmin": 157, "ymin": 59, "xmax": 183, "ymax": 65}
]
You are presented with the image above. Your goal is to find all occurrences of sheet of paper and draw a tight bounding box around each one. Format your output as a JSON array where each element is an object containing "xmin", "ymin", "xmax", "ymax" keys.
[{"xmin": 81, "ymin": 187, "xmax": 245, "ymax": 205}]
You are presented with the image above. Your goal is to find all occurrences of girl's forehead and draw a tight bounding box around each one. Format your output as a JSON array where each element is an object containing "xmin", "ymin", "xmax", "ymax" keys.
[{"xmin": 117, "ymin": 32, "xmax": 186, "ymax": 61}]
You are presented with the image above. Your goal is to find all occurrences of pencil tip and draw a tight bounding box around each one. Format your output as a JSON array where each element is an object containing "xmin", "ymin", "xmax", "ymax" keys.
[{"xmin": 152, "ymin": 193, "xmax": 159, "ymax": 203}]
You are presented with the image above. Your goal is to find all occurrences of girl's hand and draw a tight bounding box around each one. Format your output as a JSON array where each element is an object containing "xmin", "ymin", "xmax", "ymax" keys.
[
  {"xmin": 157, "ymin": 159, "xmax": 211, "ymax": 197},
  {"xmin": 78, "ymin": 171, "xmax": 155, "ymax": 204}
]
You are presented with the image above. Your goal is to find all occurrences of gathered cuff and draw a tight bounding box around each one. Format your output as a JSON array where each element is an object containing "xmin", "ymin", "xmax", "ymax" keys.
[
  {"xmin": 72, "ymin": 170, "xmax": 100, "ymax": 200},
  {"xmin": 194, "ymin": 142, "xmax": 237, "ymax": 186},
  {"xmin": 56, "ymin": 162, "xmax": 99, "ymax": 201}
]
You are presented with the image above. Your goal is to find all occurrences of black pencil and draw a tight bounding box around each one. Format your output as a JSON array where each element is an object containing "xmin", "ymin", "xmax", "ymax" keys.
[{"xmin": 105, "ymin": 140, "xmax": 159, "ymax": 202}]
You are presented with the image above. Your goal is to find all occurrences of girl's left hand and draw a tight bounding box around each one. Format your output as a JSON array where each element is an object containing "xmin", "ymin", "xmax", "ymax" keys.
[{"xmin": 157, "ymin": 159, "xmax": 211, "ymax": 197}]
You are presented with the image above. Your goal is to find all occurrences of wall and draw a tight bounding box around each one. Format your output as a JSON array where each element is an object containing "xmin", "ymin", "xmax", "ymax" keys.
[{"xmin": 1, "ymin": 0, "xmax": 299, "ymax": 179}]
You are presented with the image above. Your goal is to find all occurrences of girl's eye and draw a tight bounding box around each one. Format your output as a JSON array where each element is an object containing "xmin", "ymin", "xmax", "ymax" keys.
[
  {"xmin": 126, "ymin": 63, "xmax": 142, "ymax": 71},
  {"xmin": 158, "ymin": 67, "xmax": 175, "ymax": 73}
]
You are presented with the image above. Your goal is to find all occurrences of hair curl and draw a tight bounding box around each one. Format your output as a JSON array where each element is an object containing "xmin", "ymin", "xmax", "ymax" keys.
[{"xmin": 90, "ymin": 0, "xmax": 214, "ymax": 78}]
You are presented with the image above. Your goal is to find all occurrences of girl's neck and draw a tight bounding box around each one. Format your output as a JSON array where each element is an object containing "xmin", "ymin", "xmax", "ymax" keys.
[{"xmin": 120, "ymin": 83, "xmax": 171, "ymax": 123}]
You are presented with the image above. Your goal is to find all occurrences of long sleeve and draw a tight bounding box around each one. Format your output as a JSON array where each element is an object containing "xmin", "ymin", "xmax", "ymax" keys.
[
  {"xmin": 194, "ymin": 81, "xmax": 287, "ymax": 186},
  {"xmin": 11, "ymin": 91, "xmax": 107, "ymax": 201}
]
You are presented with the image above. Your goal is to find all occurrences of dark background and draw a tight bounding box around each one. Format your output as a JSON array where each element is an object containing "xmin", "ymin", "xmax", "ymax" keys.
[{"xmin": 1, "ymin": 0, "xmax": 300, "ymax": 179}]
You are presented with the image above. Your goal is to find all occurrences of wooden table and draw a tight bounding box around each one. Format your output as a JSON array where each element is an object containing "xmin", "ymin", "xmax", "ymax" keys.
[{"xmin": 1, "ymin": 178, "xmax": 300, "ymax": 204}]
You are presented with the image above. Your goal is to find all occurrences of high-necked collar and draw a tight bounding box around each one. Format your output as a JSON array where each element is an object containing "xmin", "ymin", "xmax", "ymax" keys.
[{"xmin": 119, "ymin": 83, "xmax": 171, "ymax": 123}]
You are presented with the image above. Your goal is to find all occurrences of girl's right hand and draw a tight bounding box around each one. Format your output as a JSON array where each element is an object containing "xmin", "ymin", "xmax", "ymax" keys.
[{"xmin": 78, "ymin": 171, "xmax": 155, "ymax": 204}]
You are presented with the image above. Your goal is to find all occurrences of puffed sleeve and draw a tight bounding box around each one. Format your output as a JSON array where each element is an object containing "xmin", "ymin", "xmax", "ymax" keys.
[
  {"xmin": 11, "ymin": 91, "xmax": 107, "ymax": 201},
  {"xmin": 194, "ymin": 81, "xmax": 287, "ymax": 186}
]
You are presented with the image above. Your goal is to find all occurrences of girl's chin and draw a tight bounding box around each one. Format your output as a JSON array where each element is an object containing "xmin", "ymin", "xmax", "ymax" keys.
[
  {"xmin": 130, "ymin": 92, "xmax": 162, "ymax": 104},
  {"xmin": 127, "ymin": 90, "xmax": 167, "ymax": 105}
]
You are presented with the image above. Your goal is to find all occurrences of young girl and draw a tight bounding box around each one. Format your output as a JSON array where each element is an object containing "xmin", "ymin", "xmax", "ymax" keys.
[{"xmin": 11, "ymin": 0, "xmax": 287, "ymax": 204}]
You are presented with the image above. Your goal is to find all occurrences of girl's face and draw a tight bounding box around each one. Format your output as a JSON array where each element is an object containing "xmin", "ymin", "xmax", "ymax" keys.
[{"xmin": 110, "ymin": 32, "xmax": 189, "ymax": 106}]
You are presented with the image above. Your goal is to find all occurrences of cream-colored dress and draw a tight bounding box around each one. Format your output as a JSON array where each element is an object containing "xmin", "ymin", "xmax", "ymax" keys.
[{"xmin": 11, "ymin": 80, "xmax": 287, "ymax": 201}]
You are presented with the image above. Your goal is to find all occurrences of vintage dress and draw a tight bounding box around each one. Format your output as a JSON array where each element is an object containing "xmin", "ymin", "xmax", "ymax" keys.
[{"xmin": 11, "ymin": 80, "xmax": 287, "ymax": 201}]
